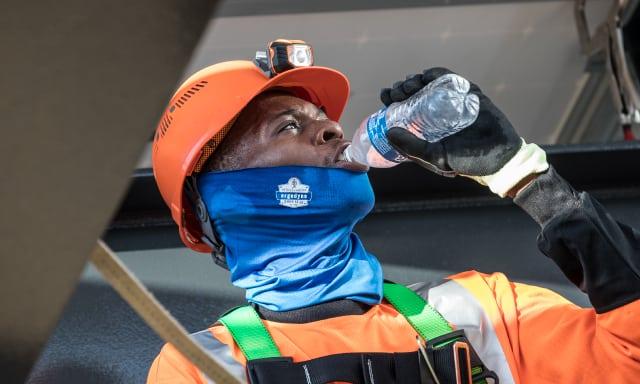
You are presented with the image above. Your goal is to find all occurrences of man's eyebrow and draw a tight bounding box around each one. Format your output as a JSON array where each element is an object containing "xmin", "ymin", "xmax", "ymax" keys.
[
  {"xmin": 273, "ymin": 108, "xmax": 298, "ymax": 120},
  {"xmin": 271, "ymin": 105, "xmax": 326, "ymax": 121}
]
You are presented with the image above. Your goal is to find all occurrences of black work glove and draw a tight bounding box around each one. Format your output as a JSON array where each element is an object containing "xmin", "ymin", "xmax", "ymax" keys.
[{"xmin": 381, "ymin": 67, "xmax": 522, "ymax": 177}]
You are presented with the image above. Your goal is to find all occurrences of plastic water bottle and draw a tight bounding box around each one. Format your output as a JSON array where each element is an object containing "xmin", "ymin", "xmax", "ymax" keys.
[{"xmin": 343, "ymin": 74, "xmax": 480, "ymax": 168}]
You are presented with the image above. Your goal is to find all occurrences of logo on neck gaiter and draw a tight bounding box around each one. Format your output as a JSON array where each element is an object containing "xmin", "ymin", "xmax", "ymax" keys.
[{"xmin": 276, "ymin": 177, "xmax": 312, "ymax": 208}]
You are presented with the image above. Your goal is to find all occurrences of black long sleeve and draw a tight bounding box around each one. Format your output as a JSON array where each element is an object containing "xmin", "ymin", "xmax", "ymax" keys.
[{"xmin": 513, "ymin": 166, "xmax": 640, "ymax": 313}]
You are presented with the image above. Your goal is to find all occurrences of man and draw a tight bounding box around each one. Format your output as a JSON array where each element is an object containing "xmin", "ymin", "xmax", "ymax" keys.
[{"xmin": 148, "ymin": 40, "xmax": 640, "ymax": 383}]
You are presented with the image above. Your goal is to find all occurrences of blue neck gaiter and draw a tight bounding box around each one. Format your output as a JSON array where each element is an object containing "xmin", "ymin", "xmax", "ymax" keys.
[{"xmin": 198, "ymin": 166, "xmax": 383, "ymax": 311}]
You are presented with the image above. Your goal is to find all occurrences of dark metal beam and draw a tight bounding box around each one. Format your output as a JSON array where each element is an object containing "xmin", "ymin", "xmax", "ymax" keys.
[{"xmin": 0, "ymin": 1, "xmax": 216, "ymax": 382}]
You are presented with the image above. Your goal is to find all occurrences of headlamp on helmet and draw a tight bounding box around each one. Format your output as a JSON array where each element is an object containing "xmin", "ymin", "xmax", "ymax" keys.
[{"xmin": 255, "ymin": 39, "xmax": 314, "ymax": 77}]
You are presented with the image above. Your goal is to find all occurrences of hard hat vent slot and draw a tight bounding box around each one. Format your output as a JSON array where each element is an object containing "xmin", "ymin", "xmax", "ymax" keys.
[
  {"xmin": 155, "ymin": 80, "xmax": 209, "ymax": 142},
  {"xmin": 158, "ymin": 113, "xmax": 173, "ymax": 138},
  {"xmin": 175, "ymin": 80, "xmax": 208, "ymax": 109}
]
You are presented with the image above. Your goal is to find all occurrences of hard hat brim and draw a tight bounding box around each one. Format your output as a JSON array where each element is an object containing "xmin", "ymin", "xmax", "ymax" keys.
[{"xmin": 255, "ymin": 65, "xmax": 350, "ymax": 123}]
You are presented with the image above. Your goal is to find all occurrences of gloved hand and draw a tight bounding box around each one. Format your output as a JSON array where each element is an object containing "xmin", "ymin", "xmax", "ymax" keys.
[{"xmin": 382, "ymin": 67, "xmax": 549, "ymax": 197}]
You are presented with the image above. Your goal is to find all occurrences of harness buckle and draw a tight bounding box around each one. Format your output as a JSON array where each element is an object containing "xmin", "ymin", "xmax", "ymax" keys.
[
  {"xmin": 452, "ymin": 341, "xmax": 472, "ymax": 384},
  {"xmin": 422, "ymin": 330, "xmax": 499, "ymax": 384}
]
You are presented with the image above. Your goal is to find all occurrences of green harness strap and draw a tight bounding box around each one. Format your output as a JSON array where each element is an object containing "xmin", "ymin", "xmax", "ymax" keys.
[
  {"xmin": 218, "ymin": 306, "xmax": 281, "ymax": 360},
  {"xmin": 382, "ymin": 282, "xmax": 453, "ymax": 341},
  {"xmin": 218, "ymin": 282, "xmax": 452, "ymax": 360}
]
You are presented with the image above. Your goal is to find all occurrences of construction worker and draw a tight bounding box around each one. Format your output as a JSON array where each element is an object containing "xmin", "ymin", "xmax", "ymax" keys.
[{"xmin": 148, "ymin": 40, "xmax": 640, "ymax": 383}]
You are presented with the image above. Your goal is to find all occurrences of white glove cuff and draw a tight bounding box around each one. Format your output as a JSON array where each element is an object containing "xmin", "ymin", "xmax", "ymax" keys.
[{"xmin": 470, "ymin": 139, "xmax": 549, "ymax": 197}]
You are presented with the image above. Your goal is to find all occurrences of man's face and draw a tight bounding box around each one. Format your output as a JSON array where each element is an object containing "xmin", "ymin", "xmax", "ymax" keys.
[{"xmin": 208, "ymin": 92, "xmax": 368, "ymax": 172}]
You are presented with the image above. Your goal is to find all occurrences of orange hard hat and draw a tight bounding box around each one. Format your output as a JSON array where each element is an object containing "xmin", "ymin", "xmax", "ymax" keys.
[{"xmin": 152, "ymin": 60, "xmax": 350, "ymax": 253}]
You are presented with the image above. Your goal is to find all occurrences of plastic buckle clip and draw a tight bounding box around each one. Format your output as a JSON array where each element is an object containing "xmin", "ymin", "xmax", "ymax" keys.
[
  {"xmin": 424, "ymin": 330, "xmax": 499, "ymax": 384},
  {"xmin": 452, "ymin": 341, "xmax": 472, "ymax": 384}
]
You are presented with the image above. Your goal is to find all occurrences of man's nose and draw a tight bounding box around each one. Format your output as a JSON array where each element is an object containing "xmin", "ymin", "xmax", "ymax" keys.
[{"xmin": 313, "ymin": 120, "xmax": 344, "ymax": 144}]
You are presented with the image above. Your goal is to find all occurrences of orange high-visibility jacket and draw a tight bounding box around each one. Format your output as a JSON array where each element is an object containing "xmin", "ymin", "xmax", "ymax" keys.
[
  {"xmin": 147, "ymin": 271, "xmax": 640, "ymax": 383},
  {"xmin": 148, "ymin": 169, "xmax": 640, "ymax": 383}
]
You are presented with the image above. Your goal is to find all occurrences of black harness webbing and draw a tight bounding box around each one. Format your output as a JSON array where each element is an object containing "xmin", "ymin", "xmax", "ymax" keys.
[
  {"xmin": 245, "ymin": 333, "xmax": 498, "ymax": 384},
  {"xmin": 246, "ymin": 352, "xmax": 423, "ymax": 384}
]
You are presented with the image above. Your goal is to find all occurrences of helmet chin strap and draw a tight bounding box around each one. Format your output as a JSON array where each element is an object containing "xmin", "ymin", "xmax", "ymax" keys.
[{"xmin": 184, "ymin": 175, "xmax": 228, "ymax": 269}]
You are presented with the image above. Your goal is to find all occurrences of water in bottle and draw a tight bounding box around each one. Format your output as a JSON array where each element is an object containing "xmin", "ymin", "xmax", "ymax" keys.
[{"xmin": 343, "ymin": 73, "xmax": 480, "ymax": 168}]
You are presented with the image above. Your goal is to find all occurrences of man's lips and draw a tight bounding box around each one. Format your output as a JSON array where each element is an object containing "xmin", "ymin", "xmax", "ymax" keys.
[
  {"xmin": 334, "ymin": 142, "xmax": 351, "ymax": 162},
  {"xmin": 333, "ymin": 142, "xmax": 369, "ymax": 172}
]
